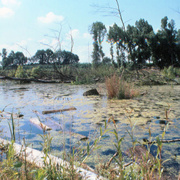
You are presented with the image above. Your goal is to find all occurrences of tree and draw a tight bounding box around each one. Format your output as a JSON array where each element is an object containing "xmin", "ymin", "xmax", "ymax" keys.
[
  {"xmin": 34, "ymin": 50, "xmax": 46, "ymax": 64},
  {"xmin": 54, "ymin": 50, "xmax": 79, "ymax": 65},
  {"xmin": 45, "ymin": 49, "xmax": 54, "ymax": 64},
  {"xmin": 151, "ymin": 16, "xmax": 179, "ymax": 68},
  {"xmin": 90, "ymin": 22, "xmax": 107, "ymax": 66},
  {"xmin": 33, "ymin": 49, "xmax": 54, "ymax": 64},
  {"xmin": 108, "ymin": 23, "xmax": 126, "ymax": 67},
  {"xmin": 102, "ymin": 57, "xmax": 111, "ymax": 64},
  {"xmin": 176, "ymin": 29, "xmax": 180, "ymax": 63},
  {"xmin": 13, "ymin": 51, "xmax": 27, "ymax": 66},
  {"xmin": 1, "ymin": 48, "xmax": 8, "ymax": 69},
  {"xmin": 126, "ymin": 19, "xmax": 154, "ymax": 66}
]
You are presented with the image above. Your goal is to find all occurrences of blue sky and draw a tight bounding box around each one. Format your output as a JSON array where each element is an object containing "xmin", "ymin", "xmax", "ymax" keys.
[{"xmin": 0, "ymin": 0, "xmax": 180, "ymax": 63}]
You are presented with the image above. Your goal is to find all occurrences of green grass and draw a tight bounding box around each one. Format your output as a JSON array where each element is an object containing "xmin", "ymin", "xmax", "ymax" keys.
[{"xmin": 0, "ymin": 113, "xmax": 172, "ymax": 180}]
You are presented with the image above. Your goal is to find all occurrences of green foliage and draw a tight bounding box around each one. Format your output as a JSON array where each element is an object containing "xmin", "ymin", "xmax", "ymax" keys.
[
  {"xmin": 31, "ymin": 66, "xmax": 42, "ymax": 78},
  {"xmin": 162, "ymin": 66, "xmax": 176, "ymax": 79},
  {"xmin": 0, "ymin": 112, "xmax": 173, "ymax": 179},
  {"xmin": 90, "ymin": 21, "xmax": 107, "ymax": 66},
  {"xmin": 8, "ymin": 113, "xmax": 16, "ymax": 141},
  {"xmin": 55, "ymin": 50, "xmax": 79, "ymax": 65},
  {"xmin": 15, "ymin": 65, "xmax": 27, "ymax": 78}
]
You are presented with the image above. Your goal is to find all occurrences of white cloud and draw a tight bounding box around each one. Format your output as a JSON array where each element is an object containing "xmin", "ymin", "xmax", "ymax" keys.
[
  {"xmin": 1, "ymin": 0, "xmax": 21, "ymax": 6},
  {"xmin": 38, "ymin": 12, "xmax": 64, "ymax": 24},
  {"xmin": 74, "ymin": 44, "xmax": 93, "ymax": 63},
  {"xmin": 0, "ymin": 7, "xmax": 14, "ymax": 18},
  {"xmin": 83, "ymin": 32, "xmax": 91, "ymax": 39}
]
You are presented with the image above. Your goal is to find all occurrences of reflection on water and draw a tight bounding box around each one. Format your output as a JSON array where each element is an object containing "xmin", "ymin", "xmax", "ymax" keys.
[{"xmin": 0, "ymin": 80, "xmax": 180, "ymax": 177}]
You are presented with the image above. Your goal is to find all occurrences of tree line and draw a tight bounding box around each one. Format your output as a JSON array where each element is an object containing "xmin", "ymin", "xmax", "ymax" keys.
[
  {"xmin": 90, "ymin": 16, "xmax": 180, "ymax": 69},
  {"xmin": 0, "ymin": 49, "xmax": 79, "ymax": 69}
]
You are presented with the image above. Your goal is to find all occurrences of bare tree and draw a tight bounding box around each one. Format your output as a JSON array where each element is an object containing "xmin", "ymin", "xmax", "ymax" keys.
[
  {"xmin": 91, "ymin": 0, "xmax": 126, "ymax": 31},
  {"xmin": 40, "ymin": 22, "xmax": 75, "ymax": 81}
]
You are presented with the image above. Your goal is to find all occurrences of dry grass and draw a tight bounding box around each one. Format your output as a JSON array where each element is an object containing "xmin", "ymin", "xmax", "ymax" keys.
[{"xmin": 105, "ymin": 74, "xmax": 139, "ymax": 99}]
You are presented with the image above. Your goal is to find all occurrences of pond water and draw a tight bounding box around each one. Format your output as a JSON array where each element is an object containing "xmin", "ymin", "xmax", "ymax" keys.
[{"xmin": 0, "ymin": 80, "xmax": 179, "ymax": 177}]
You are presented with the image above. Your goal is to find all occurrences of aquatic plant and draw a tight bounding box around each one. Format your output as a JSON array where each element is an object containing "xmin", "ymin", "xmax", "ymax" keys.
[{"xmin": 105, "ymin": 74, "xmax": 139, "ymax": 99}]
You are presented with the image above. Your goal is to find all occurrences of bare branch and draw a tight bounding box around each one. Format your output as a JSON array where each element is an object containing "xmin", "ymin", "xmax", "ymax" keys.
[
  {"xmin": 115, "ymin": 0, "xmax": 125, "ymax": 31},
  {"xmin": 68, "ymin": 26, "xmax": 74, "ymax": 53},
  {"xmin": 16, "ymin": 43, "xmax": 32, "ymax": 58},
  {"xmin": 91, "ymin": 0, "xmax": 126, "ymax": 31}
]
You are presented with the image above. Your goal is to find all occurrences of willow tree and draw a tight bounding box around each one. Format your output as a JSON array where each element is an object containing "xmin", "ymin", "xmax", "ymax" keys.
[
  {"xmin": 90, "ymin": 21, "xmax": 107, "ymax": 67},
  {"xmin": 126, "ymin": 19, "xmax": 154, "ymax": 66},
  {"xmin": 108, "ymin": 23, "xmax": 126, "ymax": 67},
  {"xmin": 151, "ymin": 16, "xmax": 179, "ymax": 68}
]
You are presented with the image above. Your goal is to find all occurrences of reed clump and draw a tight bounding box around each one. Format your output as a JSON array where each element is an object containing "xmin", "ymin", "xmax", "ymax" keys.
[{"xmin": 105, "ymin": 74, "xmax": 139, "ymax": 99}]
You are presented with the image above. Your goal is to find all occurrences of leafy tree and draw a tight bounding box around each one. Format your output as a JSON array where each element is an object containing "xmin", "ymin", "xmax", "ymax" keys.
[
  {"xmin": 34, "ymin": 50, "xmax": 46, "ymax": 64},
  {"xmin": 176, "ymin": 29, "xmax": 180, "ymax": 63},
  {"xmin": 102, "ymin": 57, "xmax": 111, "ymax": 64},
  {"xmin": 90, "ymin": 22, "xmax": 107, "ymax": 66},
  {"xmin": 54, "ymin": 50, "xmax": 79, "ymax": 64},
  {"xmin": 7, "ymin": 51, "xmax": 15, "ymax": 65},
  {"xmin": 1, "ymin": 48, "xmax": 8, "ymax": 69},
  {"xmin": 108, "ymin": 23, "xmax": 126, "ymax": 67},
  {"xmin": 126, "ymin": 19, "xmax": 154, "ymax": 66},
  {"xmin": 151, "ymin": 16, "xmax": 179, "ymax": 68},
  {"xmin": 13, "ymin": 52, "xmax": 27, "ymax": 66},
  {"xmin": 45, "ymin": 49, "xmax": 54, "ymax": 64},
  {"xmin": 33, "ymin": 49, "xmax": 54, "ymax": 64}
]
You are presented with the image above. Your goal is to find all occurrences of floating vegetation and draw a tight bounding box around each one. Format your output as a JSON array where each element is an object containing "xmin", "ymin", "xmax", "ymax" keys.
[{"xmin": 0, "ymin": 82, "xmax": 179, "ymax": 178}]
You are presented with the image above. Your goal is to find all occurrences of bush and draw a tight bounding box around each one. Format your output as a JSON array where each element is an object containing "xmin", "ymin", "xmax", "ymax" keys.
[
  {"xmin": 105, "ymin": 74, "xmax": 139, "ymax": 99},
  {"xmin": 162, "ymin": 66, "xmax": 176, "ymax": 79},
  {"xmin": 15, "ymin": 65, "xmax": 27, "ymax": 78},
  {"xmin": 31, "ymin": 66, "xmax": 42, "ymax": 79}
]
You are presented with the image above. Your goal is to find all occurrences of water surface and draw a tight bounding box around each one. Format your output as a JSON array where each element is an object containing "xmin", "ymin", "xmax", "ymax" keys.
[{"xmin": 0, "ymin": 81, "xmax": 179, "ymax": 177}]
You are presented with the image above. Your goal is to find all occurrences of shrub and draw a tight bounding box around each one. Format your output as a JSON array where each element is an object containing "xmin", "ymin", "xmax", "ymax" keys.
[
  {"xmin": 105, "ymin": 74, "xmax": 120, "ymax": 99},
  {"xmin": 15, "ymin": 65, "xmax": 27, "ymax": 78},
  {"xmin": 31, "ymin": 66, "xmax": 42, "ymax": 79},
  {"xmin": 105, "ymin": 74, "xmax": 139, "ymax": 99},
  {"xmin": 7, "ymin": 69, "xmax": 16, "ymax": 77},
  {"xmin": 162, "ymin": 66, "xmax": 176, "ymax": 79}
]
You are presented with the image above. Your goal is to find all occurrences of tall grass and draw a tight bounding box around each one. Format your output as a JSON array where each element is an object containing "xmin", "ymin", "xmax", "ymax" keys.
[
  {"xmin": 0, "ymin": 108, "xmax": 175, "ymax": 179},
  {"xmin": 105, "ymin": 74, "xmax": 139, "ymax": 99},
  {"xmin": 0, "ymin": 119, "xmax": 173, "ymax": 179}
]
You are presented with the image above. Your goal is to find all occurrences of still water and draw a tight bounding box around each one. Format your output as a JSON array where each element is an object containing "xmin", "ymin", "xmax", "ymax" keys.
[{"xmin": 0, "ymin": 80, "xmax": 179, "ymax": 177}]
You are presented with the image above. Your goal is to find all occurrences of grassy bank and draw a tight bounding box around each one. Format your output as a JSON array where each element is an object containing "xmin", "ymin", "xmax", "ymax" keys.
[{"xmin": 1, "ymin": 64, "xmax": 180, "ymax": 86}]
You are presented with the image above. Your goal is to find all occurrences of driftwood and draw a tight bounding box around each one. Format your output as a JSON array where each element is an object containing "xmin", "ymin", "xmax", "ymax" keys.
[
  {"xmin": 30, "ymin": 118, "xmax": 52, "ymax": 131},
  {"xmin": 144, "ymin": 138, "xmax": 180, "ymax": 144},
  {"xmin": 124, "ymin": 145, "xmax": 155, "ymax": 164},
  {"xmin": 0, "ymin": 76, "xmax": 61, "ymax": 83},
  {"xmin": 42, "ymin": 107, "xmax": 77, "ymax": 115},
  {"xmin": 0, "ymin": 138, "xmax": 104, "ymax": 180},
  {"xmin": 105, "ymin": 152, "xmax": 133, "ymax": 169},
  {"xmin": 0, "ymin": 111, "xmax": 23, "ymax": 119},
  {"xmin": 33, "ymin": 110, "xmax": 88, "ymax": 141}
]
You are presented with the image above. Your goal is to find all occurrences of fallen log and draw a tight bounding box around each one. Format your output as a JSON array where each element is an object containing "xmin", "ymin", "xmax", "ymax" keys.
[
  {"xmin": 42, "ymin": 107, "xmax": 77, "ymax": 115},
  {"xmin": 0, "ymin": 111, "xmax": 23, "ymax": 119},
  {"xmin": 33, "ymin": 110, "xmax": 88, "ymax": 141},
  {"xmin": 0, "ymin": 76, "xmax": 61, "ymax": 83},
  {"xmin": 105, "ymin": 152, "xmax": 133, "ymax": 169},
  {"xmin": 0, "ymin": 138, "xmax": 104, "ymax": 180},
  {"xmin": 143, "ymin": 138, "xmax": 180, "ymax": 144},
  {"xmin": 124, "ymin": 145, "xmax": 155, "ymax": 164},
  {"xmin": 30, "ymin": 118, "xmax": 52, "ymax": 131}
]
